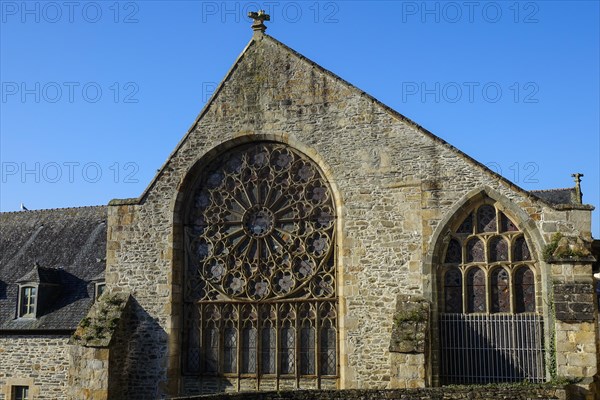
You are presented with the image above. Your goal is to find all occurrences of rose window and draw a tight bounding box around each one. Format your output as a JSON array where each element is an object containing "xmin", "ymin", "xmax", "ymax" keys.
[
  {"xmin": 186, "ymin": 142, "xmax": 335, "ymax": 302},
  {"xmin": 184, "ymin": 142, "xmax": 337, "ymax": 384}
]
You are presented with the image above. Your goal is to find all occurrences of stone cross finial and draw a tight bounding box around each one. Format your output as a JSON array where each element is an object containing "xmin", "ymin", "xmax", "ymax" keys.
[
  {"xmin": 248, "ymin": 10, "xmax": 270, "ymax": 34},
  {"xmin": 572, "ymin": 173, "xmax": 584, "ymax": 204}
]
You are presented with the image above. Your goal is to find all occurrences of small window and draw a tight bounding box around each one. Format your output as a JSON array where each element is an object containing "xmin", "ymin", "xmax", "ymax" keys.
[
  {"xmin": 19, "ymin": 286, "xmax": 37, "ymax": 318},
  {"xmin": 95, "ymin": 282, "xmax": 106, "ymax": 300},
  {"xmin": 12, "ymin": 386, "xmax": 29, "ymax": 400}
]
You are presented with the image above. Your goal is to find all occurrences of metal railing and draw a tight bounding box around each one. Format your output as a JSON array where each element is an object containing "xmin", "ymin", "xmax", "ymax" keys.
[{"xmin": 439, "ymin": 313, "xmax": 545, "ymax": 384}]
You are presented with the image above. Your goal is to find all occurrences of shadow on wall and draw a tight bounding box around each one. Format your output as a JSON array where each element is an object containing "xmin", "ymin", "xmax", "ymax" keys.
[{"xmin": 108, "ymin": 296, "xmax": 169, "ymax": 400}]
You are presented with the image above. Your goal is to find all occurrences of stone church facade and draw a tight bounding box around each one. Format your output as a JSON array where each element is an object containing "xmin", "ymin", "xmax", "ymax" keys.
[{"xmin": 1, "ymin": 20, "xmax": 599, "ymax": 400}]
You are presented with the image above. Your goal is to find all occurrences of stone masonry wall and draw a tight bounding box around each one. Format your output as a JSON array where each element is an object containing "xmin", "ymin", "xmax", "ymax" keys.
[
  {"xmin": 551, "ymin": 262, "xmax": 599, "ymax": 398},
  {"xmin": 104, "ymin": 33, "xmax": 595, "ymax": 397},
  {"xmin": 0, "ymin": 335, "xmax": 70, "ymax": 400}
]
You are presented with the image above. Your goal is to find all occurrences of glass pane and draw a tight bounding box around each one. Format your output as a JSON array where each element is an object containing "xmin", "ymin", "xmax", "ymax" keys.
[
  {"xmin": 260, "ymin": 326, "xmax": 276, "ymax": 374},
  {"xmin": 477, "ymin": 205, "xmax": 497, "ymax": 233},
  {"xmin": 300, "ymin": 324, "xmax": 316, "ymax": 375},
  {"xmin": 456, "ymin": 213, "xmax": 473, "ymax": 234},
  {"xmin": 187, "ymin": 324, "xmax": 200, "ymax": 373},
  {"xmin": 444, "ymin": 268, "xmax": 463, "ymax": 313},
  {"xmin": 490, "ymin": 236, "xmax": 508, "ymax": 262},
  {"xmin": 467, "ymin": 268, "xmax": 486, "ymax": 313},
  {"xmin": 491, "ymin": 268, "xmax": 510, "ymax": 313},
  {"xmin": 466, "ymin": 238, "xmax": 484, "ymax": 263},
  {"xmin": 20, "ymin": 287, "xmax": 36, "ymax": 317},
  {"xmin": 280, "ymin": 326, "xmax": 295, "ymax": 374},
  {"xmin": 513, "ymin": 236, "xmax": 531, "ymax": 261},
  {"xmin": 444, "ymin": 239, "xmax": 462, "ymax": 264},
  {"xmin": 96, "ymin": 283, "xmax": 106, "ymax": 299},
  {"xmin": 241, "ymin": 327, "xmax": 257, "ymax": 374},
  {"xmin": 223, "ymin": 327, "xmax": 237, "ymax": 373},
  {"xmin": 515, "ymin": 267, "xmax": 536, "ymax": 313},
  {"xmin": 320, "ymin": 325, "xmax": 337, "ymax": 375},
  {"xmin": 14, "ymin": 386, "xmax": 29, "ymax": 400},
  {"xmin": 500, "ymin": 212, "xmax": 518, "ymax": 232},
  {"xmin": 204, "ymin": 326, "xmax": 219, "ymax": 373}
]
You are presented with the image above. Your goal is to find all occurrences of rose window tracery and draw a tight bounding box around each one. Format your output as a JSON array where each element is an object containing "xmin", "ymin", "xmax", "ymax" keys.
[{"xmin": 186, "ymin": 143, "xmax": 335, "ymax": 302}]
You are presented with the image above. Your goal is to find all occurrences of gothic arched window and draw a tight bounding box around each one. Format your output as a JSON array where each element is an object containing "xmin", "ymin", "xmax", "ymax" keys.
[
  {"xmin": 439, "ymin": 203, "xmax": 537, "ymax": 314},
  {"xmin": 438, "ymin": 201, "xmax": 544, "ymax": 384},
  {"xmin": 184, "ymin": 142, "xmax": 337, "ymax": 389}
]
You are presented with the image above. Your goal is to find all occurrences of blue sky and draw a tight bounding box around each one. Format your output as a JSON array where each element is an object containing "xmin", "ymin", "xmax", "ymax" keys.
[{"xmin": 1, "ymin": 1, "xmax": 599, "ymax": 237}]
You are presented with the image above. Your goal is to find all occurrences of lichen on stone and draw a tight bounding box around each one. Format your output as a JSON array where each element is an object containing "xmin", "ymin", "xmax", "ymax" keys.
[
  {"xmin": 543, "ymin": 233, "xmax": 592, "ymax": 261},
  {"xmin": 70, "ymin": 292, "xmax": 130, "ymax": 348}
]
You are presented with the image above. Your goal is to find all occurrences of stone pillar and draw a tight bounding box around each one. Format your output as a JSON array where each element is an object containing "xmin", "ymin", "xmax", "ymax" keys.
[
  {"xmin": 389, "ymin": 294, "xmax": 429, "ymax": 388},
  {"xmin": 67, "ymin": 292, "xmax": 131, "ymax": 400},
  {"xmin": 550, "ymin": 260, "xmax": 599, "ymax": 400}
]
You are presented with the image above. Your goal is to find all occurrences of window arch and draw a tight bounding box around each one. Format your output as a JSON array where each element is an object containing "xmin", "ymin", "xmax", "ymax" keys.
[
  {"xmin": 439, "ymin": 203, "xmax": 538, "ymax": 314},
  {"xmin": 183, "ymin": 142, "xmax": 337, "ymax": 389}
]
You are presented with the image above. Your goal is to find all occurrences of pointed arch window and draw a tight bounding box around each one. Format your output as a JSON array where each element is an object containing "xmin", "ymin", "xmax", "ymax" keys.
[
  {"xmin": 440, "ymin": 203, "xmax": 538, "ymax": 314},
  {"xmin": 438, "ymin": 201, "xmax": 544, "ymax": 384},
  {"xmin": 183, "ymin": 142, "xmax": 337, "ymax": 389}
]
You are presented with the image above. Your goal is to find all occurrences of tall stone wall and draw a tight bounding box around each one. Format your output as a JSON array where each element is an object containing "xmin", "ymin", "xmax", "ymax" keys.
[
  {"xmin": 103, "ymin": 33, "xmax": 596, "ymax": 398},
  {"xmin": 0, "ymin": 335, "xmax": 70, "ymax": 400}
]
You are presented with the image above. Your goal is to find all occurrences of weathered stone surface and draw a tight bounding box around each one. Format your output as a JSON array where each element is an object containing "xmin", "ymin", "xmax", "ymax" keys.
[{"xmin": 553, "ymin": 282, "xmax": 595, "ymax": 322}]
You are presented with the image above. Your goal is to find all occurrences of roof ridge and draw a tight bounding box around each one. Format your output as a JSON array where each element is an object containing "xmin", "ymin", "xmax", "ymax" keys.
[
  {"xmin": 530, "ymin": 188, "xmax": 575, "ymax": 193},
  {"xmin": 0, "ymin": 205, "xmax": 107, "ymax": 215}
]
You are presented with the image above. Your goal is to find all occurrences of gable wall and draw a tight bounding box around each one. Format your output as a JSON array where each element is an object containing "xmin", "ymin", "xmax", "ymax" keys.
[{"xmin": 104, "ymin": 35, "xmax": 589, "ymax": 398}]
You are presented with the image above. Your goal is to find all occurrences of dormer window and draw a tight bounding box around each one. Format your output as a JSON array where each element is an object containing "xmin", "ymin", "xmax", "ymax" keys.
[
  {"xmin": 19, "ymin": 286, "xmax": 37, "ymax": 318},
  {"xmin": 95, "ymin": 282, "xmax": 106, "ymax": 300},
  {"xmin": 15, "ymin": 264, "xmax": 62, "ymax": 320}
]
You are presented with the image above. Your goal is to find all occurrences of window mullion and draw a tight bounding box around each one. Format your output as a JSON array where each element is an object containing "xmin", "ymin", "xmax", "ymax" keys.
[
  {"xmin": 315, "ymin": 301, "xmax": 321, "ymax": 387},
  {"xmin": 275, "ymin": 302, "xmax": 280, "ymax": 390},
  {"xmin": 236, "ymin": 303, "xmax": 241, "ymax": 391},
  {"xmin": 294, "ymin": 302, "xmax": 300, "ymax": 389}
]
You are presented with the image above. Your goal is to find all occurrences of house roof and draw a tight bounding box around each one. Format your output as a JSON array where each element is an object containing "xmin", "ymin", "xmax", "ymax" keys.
[
  {"xmin": 529, "ymin": 188, "xmax": 578, "ymax": 206},
  {"xmin": 0, "ymin": 206, "xmax": 107, "ymax": 331}
]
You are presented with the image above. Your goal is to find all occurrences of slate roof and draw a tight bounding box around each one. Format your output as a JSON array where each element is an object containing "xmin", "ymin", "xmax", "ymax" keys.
[
  {"xmin": 0, "ymin": 206, "xmax": 107, "ymax": 331},
  {"xmin": 529, "ymin": 188, "xmax": 578, "ymax": 205}
]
